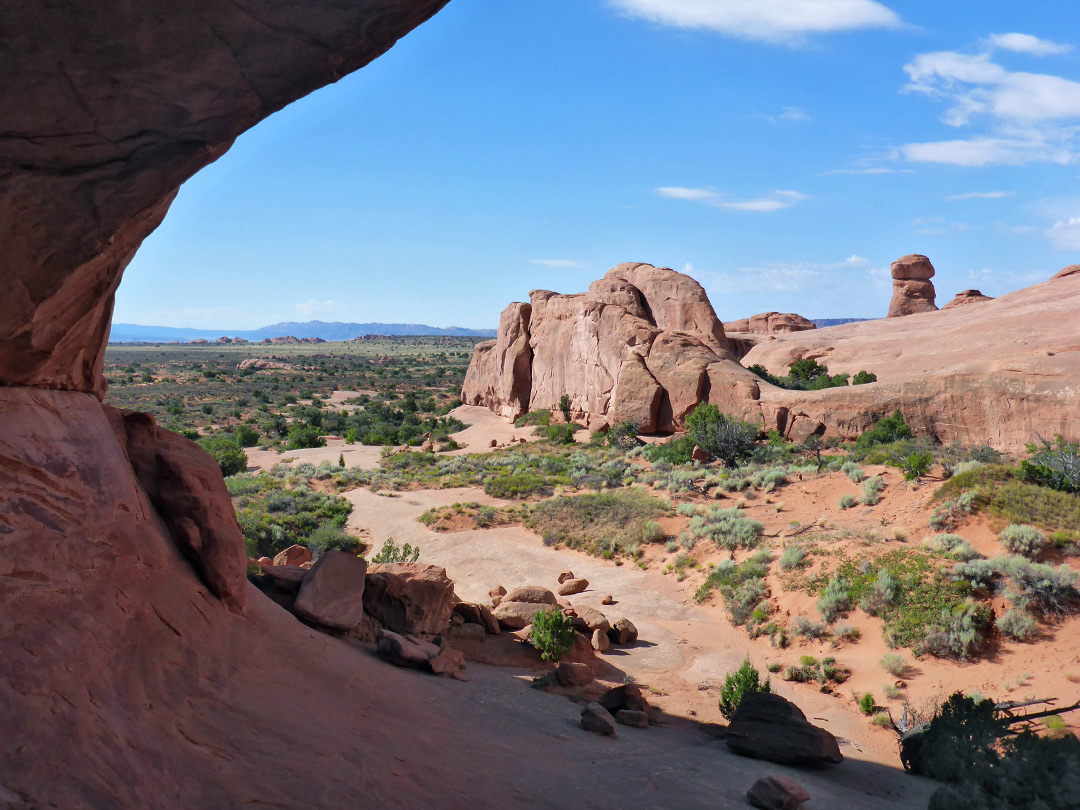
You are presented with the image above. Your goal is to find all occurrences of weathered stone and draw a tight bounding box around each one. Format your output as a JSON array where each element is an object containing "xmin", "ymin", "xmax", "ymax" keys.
[
  {"xmin": 601, "ymin": 594, "xmax": 614, "ymax": 605},
  {"xmin": 557, "ymin": 578, "xmax": 588, "ymax": 596},
  {"xmin": 891, "ymin": 253, "xmax": 936, "ymax": 280},
  {"xmin": 375, "ymin": 629, "xmax": 438, "ymax": 668},
  {"xmin": 724, "ymin": 313, "xmax": 816, "ymax": 335},
  {"xmin": 489, "ymin": 585, "xmax": 507, "ymax": 606},
  {"xmin": 461, "ymin": 302, "xmax": 533, "ymax": 420},
  {"xmin": 1053, "ymin": 264, "xmax": 1080, "ymax": 280},
  {"xmin": 293, "ymin": 551, "xmax": 367, "ymax": 631},
  {"xmin": 725, "ymin": 692, "xmax": 843, "ymax": 765},
  {"xmin": 363, "ymin": 564, "xmax": 457, "ymax": 636},
  {"xmin": 615, "ymin": 710, "xmax": 649, "ymax": 729},
  {"xmin": 580, "ymin": 703, "xmax": 617, "ymax": 737},
  {"xmin": 599, "ymin": 684, "xmax": 649, "ymax": 715},
  {"xmin": 273, "ymin": 545, "xmax": 312, "ymax": 568},
  {"xmin": 429, "ymin": 645, "xmax": 469, "ymax": 681},
  {"xmin": 607, "ymin": 618, "xmax": 638, "ymax": 645},
  {"xmin": 476, "ymin": 604, "xmax": 501, "ymax": 636},
  {"xmin": 747, "ymin": 774, "xmax": 812, "ymax": 810},
  {"xmin": 888, "ymin": 255, "xmax": 938, "ymax": 317},
  {"xmin": 555, "ymin": 661, "xmax": 594, "ymax": 687},
  {"xmin": 591, "ymin": 628, "xmax": 610, "ymax": 652},
  {"xmin": 448, "ymin": 622, "xmax": 486, "ymax": 642},
  {"xmin": 570, "ymin": 605, "xmax": 610, "ymax": 634},
  {"xmin": 557, "ymin": 571, "xmax": 575, "ymax": 584},
  {"xmin": 691, "ymin": 445, "xmax": 709, "ymax": 462},
  {"xmin": 492, "ymin": 601, "xmax": 550, "ymax": 630},
  {"xmin": 942, "ymin": 289, "xmax": 993, "ymax": 310},
  {"xmin": 503, "ymin": 585, "xmax": 557, "ymax": 605}
]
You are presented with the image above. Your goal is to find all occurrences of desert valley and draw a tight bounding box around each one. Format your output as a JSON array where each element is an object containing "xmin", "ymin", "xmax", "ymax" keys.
[{"xmin": 3, "ymin": 2, "xmax": 1080, "ymax": 810}]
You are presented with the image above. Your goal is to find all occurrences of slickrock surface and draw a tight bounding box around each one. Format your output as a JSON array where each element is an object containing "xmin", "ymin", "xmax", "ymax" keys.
[{"xmin": 724, "ymin": 312, "xmax": 817, "ymax": 335}]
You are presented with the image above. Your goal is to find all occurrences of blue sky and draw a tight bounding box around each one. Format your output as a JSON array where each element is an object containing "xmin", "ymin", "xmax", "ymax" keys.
[{"xmin": 114, "ymin": 0, "xmax": 1080, "ymax": 329}]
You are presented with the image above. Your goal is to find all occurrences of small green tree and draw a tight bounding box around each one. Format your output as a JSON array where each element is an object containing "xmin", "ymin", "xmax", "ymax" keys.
[
  {"xmin": 852, "ymin": 370, "xmax": 878, "ymax": 385},
  {"xmin": 685, "ymin": 404, "xmax": 758, "ymax": 466},
  {"xmin": 372, "ymin": 537, "xmax": 420, "ymax": 563},
  {"xmin": 559, "ymin": 393, "xmax": 572, "ymax": 423},
  {"xmin": 788, "ymin": 357, "xmax": 830, "ymax": 382},
  {"xmin": 606, "ymin": 419, "xmax": 641, "ymax": 450},
  {"xmin": 234, "ymin": 423, "xmax": 260, "ymax": 447},
  {"xmin": 898, "ymin": 450, "xmax": 933, "ymax": 481},
  {"xmin": 529, "ymin": 608, "xmax": 577, "ymax": 661},
  {"xmin": 338, "ymin": 452, "xmax": 346, "ymax": 468},
  {"xmin": 718, "ymin": 656, "xmax": 771, "ymax": 719},
  {"xmin": 197, "ymin": 435, "xmax": 248, "ymax": 476}
]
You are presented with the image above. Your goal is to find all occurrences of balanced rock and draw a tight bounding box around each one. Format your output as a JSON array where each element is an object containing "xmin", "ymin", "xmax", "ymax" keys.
[
  {"xmin": 293, "ymin": 551, "xmax": 367, "ymax": 631},
  {"xmin": 363, "ymin": 563, "xmax": 457, "ymax": 636},
  {"xmin": 557, "ymin": 578, "xmax": 588, "ymax": 596},
  {"xmin": 591, "ymin": 629, "xmax": 610, "ymax": 652},
  {"xmin": 607, "ymin": 617, "xmax": 638, "ymax": 645},
  {"xmin": 724, "ymin": 692, "xmax": 843, "ymax": 765},
  {"xmin": 887, "ymin": 254, "xmax": 938, "ymax": 317},
  {"xmin": 273, "ymin": 544, "xmax": 311, "ymax": 568},
  {"xmin": 747, "ymin": 774, "xmax": 811, "ymax": 810},
  {"xmin": 557, "ymin": 571, "xmax": 575, "ymax": 584},
  {"xmin": 580, "ymin": 703, "xmax": 618, "ymax": 737}
]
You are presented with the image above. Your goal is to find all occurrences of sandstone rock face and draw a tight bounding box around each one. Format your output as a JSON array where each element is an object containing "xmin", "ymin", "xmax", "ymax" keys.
[
  {"xmin": 942, "ymin": 289, "xmax": 994, "ymax": 310},
  {"xmin": 1053, "ymin": 264, "xmax": 1080, "ymax": 280},
  {"xmin": 293, "ymin": 551, "xmax": 368, "ymax": 631},
  {"xmin": 887, "ymin": 254, "xmax": 938, "ymax": 317},
  {"xmin": 363, "ymin": 564, "xmax": 457, "ymax": 637},
  {"xmin": 725, "ymin": 692, "xmax": 843, "ymax": 765},
  {"xmin": 464, "ymin": 263, "xmax": 769, "ymax": 432},
  {"xmin": 274, "ymin": 544, "xmax": 313, "ymax": 568},
  {"xmin": 0, "ymin": 0, "xmax": 450, "ymax": 398},
  {"xmin": 747, "ymin": 774, "xmax": 812, "ymax": 810},
  {"xmin": 724, "ymin": 313, "xmax": 817, "ymax": 335}
]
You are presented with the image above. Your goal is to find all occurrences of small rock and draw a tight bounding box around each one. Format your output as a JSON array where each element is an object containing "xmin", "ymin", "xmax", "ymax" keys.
[
  {"xmin": 747, "ymin": 774, "xmax": 811, "ymax": 810},
  {"xmin": 616, "ymin": 710, "xmax": 649, "ymax": 729},
  {"xmin": 601, "ymin": 594, "xmax": 614, "ymax": 605},
  {"xmin": 556, "ymin": 661, "xmax": 594, "ymax": 687},
  {"xmin": 581, "ymin": 703, "xmax": 617, "ymax": 737},
  {"xmin": 376, "ymin": 629, "xmax": 436, "ymax": 668},
  {"xmin": 607, "ymin": 617, "xmax": 638, "ymax": 645},
  {"xmin": 557, "ymin": 577, "xmax": 588, "ymax": 596},
  {"xmin": 599, "ymin": 683, "xmax": 649, "ymax": 714},
  {"xmin": 490, "ymin": 585, "xmax": 506, "ymax": 606},
  {"xmin": 257, "ymin": 556, "xmax": 273, "ymax": 567},
  {"xmin": 591, "ymin": 628, "xmax": 610, "ymax": 652},
  {"xmin": 272, "ymin": 544, "xmax": 311, "ymax": 567},
  {"xmin": 504, "ymin": 585, "xmax": 558, "ymax": 605},
  {"xmin": 557, "ymin": 571, "xmax": 575, "ymax": 584},
  {"xmin": 449, "ymin": 622, "xmax": 486, "ymax": 642},
  {"xmin": 489, "ymin": 439, "xmax": 498, "ymax": 448},
  {"xmin": 430, "ymin": 645, "xmax": 469, "ymax": 681},
  {"xmin": 421, "ymin": 440, "xmax": 434, "ymax": 452},
  {"xmin": 691, "ymin": 445, "xmax": 709, "ymax": 462},
  {"xmin": 570, "ymin": 604, "xmax": 609, "ymax": 634},
  {"xmin": 476, "ymin": 603, "xmax": 501, "ymax": 635}
]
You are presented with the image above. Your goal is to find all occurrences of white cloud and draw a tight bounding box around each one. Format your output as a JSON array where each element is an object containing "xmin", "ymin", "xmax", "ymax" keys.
[
  {"xmin": 608, "ymin": 0, "xmax": 901, "ymax": 43},
  {"xmin": 656, "ymin": 187, "xmax": 808, "ymax": 211},
  {"xmin": 900, "ymin": 41, "xmax": 1080, "ymax": 166},
  {"xmin": 696, "ymin": 256, "xmax": 879, "ymax": 293},
  {"xmin": 824, "ymin": 167, "xmax": 896, "ymax": 175},
  {"xmin": 780, "ymin": 106, "xmax": 810, "ymax": 122},
  {"xmin": 530, "ymin": 259, "xmax": 587, "ymax": 268},
  {"xmin": 1046, "ymin": 217, "xmax": 1080, "ymax": 249},
  {"xmin": 845, "ymin": 255, "xmax": 869, "ymax": 266},
  {"xmin": 945, "ymin": 191, "xmax": 1014, "ymax": 200},
  {"xmin": 987, "ymin": 33, "xmax": 1072, "ymax": 57}
]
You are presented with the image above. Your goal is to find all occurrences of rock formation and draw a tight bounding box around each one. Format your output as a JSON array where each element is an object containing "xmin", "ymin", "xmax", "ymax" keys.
[
  {"xmin": 887, "ymin": 254, "xmax": 938, "ymax": 317},
  {"xmin": 724, "ymin": 312, "xmax": 817, "ymax": 335},
  {"xmin": 942, "ymin": 289, "xmax": 994, "ymax": 310},
  {"xmin": 462, "ymin": 263, "xmax": 770, "ymax": 433},
  {"xmin": 1053, "ymin": 264, "xmax": 1080, "ymax": 280}
]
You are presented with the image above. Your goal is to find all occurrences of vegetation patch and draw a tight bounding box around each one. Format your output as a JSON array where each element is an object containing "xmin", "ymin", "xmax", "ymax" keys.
[
  {"xmin": 528, "ymin": 488, "xmax": 668, "ymax": 558},
  {"xmin": 418, "ymin": 502, "xmax": 526, "ymax": 532}
]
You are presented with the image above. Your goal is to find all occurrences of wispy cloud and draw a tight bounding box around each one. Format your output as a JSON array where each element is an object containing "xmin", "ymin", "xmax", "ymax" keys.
[
  {"xmin": 1046, "ymin": 217, "xmax": 1080, "ymax": 249},
  {"xmin": 823, "ymin": 167, "xmax": 897, "ymax": 175},
  {"xmin": 656, "ymin": 187, "xmax": 808, "ymax": 212},
  {"xmin": 945, "ymin": 190, "xmax": 1014, "ymax": 200},
  {"xmin": 696, "ymin": 255, "xmax": 875, "ymax": 293},
  {"xmin": 899, "ymin": 38, "xmax": 1080, "ymax": 166},
  {"xmin": 986, "ymin": 33, "xmax": 1072, "ymax": 57},
  {"xmin": 529, "ymin": 259, "xmax": 588, "ymax": 269},
  {"xmin": 607, "ymin": 0, "xmax": 901, "ymax": 44},
  {"xmin": 296, "ymin": 298, "xmax": 347, "ymax": 318}
]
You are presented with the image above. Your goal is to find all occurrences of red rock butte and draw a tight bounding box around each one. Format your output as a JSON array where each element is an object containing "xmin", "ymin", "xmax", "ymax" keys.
[{"xmin": 465, "ymin": 261, "xmax": 1080, "ymax": 451}]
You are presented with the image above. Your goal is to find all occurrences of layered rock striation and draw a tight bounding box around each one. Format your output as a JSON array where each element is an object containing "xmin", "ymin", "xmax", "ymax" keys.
[
  {"xmin": 887, "ymin": 254, "xmax": 938, "ymax": 317},
  {"xmin": 462, "ymin": 263, "xmax": 769, "ymax": 433},
  {"xmin": 723, "ymin": 312, "xmax": 817, "ymax": 335}
]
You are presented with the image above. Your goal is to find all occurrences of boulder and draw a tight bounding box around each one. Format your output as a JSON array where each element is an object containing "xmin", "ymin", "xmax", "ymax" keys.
[
  {"xmin": 504, "ymin": 585, "xmax": 557, "ymax": 605},
  {"xmin": 580, "ymin": 703, "xmax": 618, "ymax": 738},
  {"xmin": 724, "ymin": 692, "xmax": 843, "ymax": 765},
  {"xmin": 555, "ymin": 662, "xmax": 594, "ymax": 687},
  {"xmin": 293, "ymin": 551, "xmax": 367, "ymax": 631},
  {"xmin": 942, "ymin": 289, "xmax": 993, "ymax": 310},
  {"xmin": 363, "ymin": 564, "xmax": 457, "ymax": 637},
  {"xmin": 746, "ymin": 774, "xmax": 812, "ymax": 810},
  {"xmin": 607, "ymin": 618, "xmax": 638, "ymax": 645},
  {"xmin": 448, "ymin": 623, "xmax": 486, "ymax": 642},
  {"xmin": 570, "ymin": 605, "xmax": 610, "ymax": 634},
  {"xmin": 273, "ymin": 545, "xmax": 312, "ymax": 568},
  {"xmin": 599, "ymin": 684, "xmax": 649, "ymax": 715},
  {"xmin": 591, "ymin": 629, "xmax": 610, "ymax": 652},
  {"xmin": 557, "ymin": 578, "xmax": 588, "ymax": 596},
  {"xmin": 887, "ymin": 254, "xmax": 938, "ymax": 317},
  {"xmin": 452, "ymin": 602, "xmax": 483, "ymax": 625},
  {"xmin": 601, "ymin": 594, "xmax": 614, "ymax": 605},
  {"xmin": 375, "ymin": 629, "xmax": 440, "ymax": 669},
  {"xmin": 260, "ymin": 565, "xmax": 309, "ymax": 590},
  {"xmin": 492, "ymin": 601, "xmax": 550, "ymax": 630},
  {"xmin": 429, "ymin": 645, "xmax": 469, "ymax": 681},
  {"xmin": 616, "ymin": 710, "xmax": 649, "ymax": 729},
  {"xmin": 257, "ymin": 556, "xmax": 274, "ymax": 567},
  {"xmin": 691, "ymin": 445, "xmax": 709, "ymax": 462},
  {"xmin": 557, "ymin": 571, "xmax": 575, "ymax": 584},
  {"xmin": 476, "ymin": 604, "xmax": 501, "ymax": 636},
  {"xmin": 489, "ymin": 585, "xmax": 507, "ymax": 606}
]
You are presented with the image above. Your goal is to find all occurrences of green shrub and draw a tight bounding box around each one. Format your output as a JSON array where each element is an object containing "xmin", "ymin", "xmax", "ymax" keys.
[
  {"xmin": 858, "ymin": 692, "xmax": 876, "ymax": 715},
  {"xmin": 542, "ymin": 422, "xmax": 581, "ymax": 444},
  {"xmin": 859, "ymin": 568, "xmax": 898, "ymax": 615},
  {"xmin": 854, "ymin": 409, "xmax": 912, "ymax": 455},
  {"xmin": 951, "ymin": 559, "xmax": 995, "ymax": 590},
  {"xmin": 371, "ymin": 537, "xmax": 420, "ymax": 563},
  {"xmin": 779, "ymin": 545, "xmax": 807, "ymax": 570},
  {"xmin": 842, "ymin": 461, "xmax": 866, "ymax": 483},
  {"xmin": 515, "ymin": 410, "xmax": 552, "ymax": 427},
  {"xmin": 995, "ymin": 607, "xmax": 1037, "ymax": 641},
  {"xmin": 897, "ymin": 450, "xmax": 934, "ymax": 481},
  {"xmin": 645, "ymin": 435, "xmax": 696, "ymax": 464},
  {"xmin": 483, "ymin": 471, "xmax": 562, "ymax": 499},
  {"xmin": 832, "ymin": 621, "xmax": 860, "ymax": 644},
  {"xmin": 529, "ymin": 608, "xmax": 576, "ymax": 661},
  {"xmin": 839, "ymin": 494, "xmax": 856, "ymax": 509},
  {"xmin": 993, "ymin": 556, "xmax": 1078, "ymax": 615},
  {"xmin": 792, "ymin": 615, "xmax": 828, "ymax": 640},
  {"xmin": 532, "ymin": 489, "xmax": 666, "ymax": 557},
  {"xmin": 861, "ymin": 475, "xmax": 885, "ymax": 505},
  {"xmin": 685, "ymin": 404, "xmax": 758, "ymax": 466},
  {"xmin": 304, "ymin": 522, "xmax": 357, "ymax": 557},
  {"xmin": 999, "ymin": 524, "xmax": 1047, "ymax": 559},
  {"xmin": 852, "ymin": 370, "xmax": 877, "ymax": 385},
  {"xmin": 285, "ymin": 423, "xmax": 325, "ymax": 450},
  {"xmin": 1018, "ymin": 435, "xmax": 1080, "ymax": 494},
  {"xmin": 817, "ymin": 576, "xmax": 851, "ymax": 623},
  {"xmin": 558, "ymin": 394, "xmax": 572, "ymax": 423},
  {"xmin": 234, "ymin": 423, "xmax": 260, "ymax": 447},
  {"xmin": 879, "ymin": 652, "xmax": 907, "ymax": 676},
  {"xmin": 198, "ymin": 435, "xmax": 248, "ymax": 476},
  {"xmin": 718, "ymin": 657, "xmax": 771, "ymax": 720},
  {"xmin": 914, "ymin": 603, "xmax": 989, "ymax": 659}
]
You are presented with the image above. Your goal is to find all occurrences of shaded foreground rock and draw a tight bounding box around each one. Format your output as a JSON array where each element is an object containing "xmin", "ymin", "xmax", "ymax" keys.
[
  {"xmin": 581, "ymin": 703, "xmax": 618, "ymax": 737},
  {"xmin": 747, "ymin": 774, "xmax": 812, "ymax": 810},
  {"xmin": 363, "ymin": 563, "xmax": 457, "ymax": 636},
  {"xmin": 293, "ymin": 551, "xmax": 368, "ymax": 631},
  {"xmin": 616, "ymin": 710, "xmax": 649, "ymax": 729},
  {"xmin": 725, "ymin": 693, "xmax": 843, "ymax": 765},
  {"xmin": 492, "ymin": 601, "xmax": 550, "ymax": 630}
]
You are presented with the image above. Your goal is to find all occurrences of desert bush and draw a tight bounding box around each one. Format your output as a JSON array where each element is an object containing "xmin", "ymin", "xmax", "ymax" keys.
[
  {"xmin": 484, "ymin": 471, "xmax": 563, "ymax": 499},
  {"xmin": 372, "ymin": 537, "xmax": 420, "ymax": 563},
  {"xmin": 542, "ymin": 422, "xmax": 581, "ymax": 444},
  {"xmin": 859, "ymin": 568, "xmax": 899, "ymax": 615},
  {"xmin": 688, "ymin": 507, "xmax": 764, "ymax": 553},
  {"xmin": 779, "ymin": 545, "xmax": 807, "ymax": 570},
  {"xmin": 879, "ymin": 652, "xmax": 907, "ymax": 676},
  {"xmin": 304, "ymin": 522, "xmax": 357, "ymax": 557},
  {"xmin": 817, "ymin": 576, "xmax": 851, "ymax": 623},
  {"xmin": 995, "ymin": 607, "xmax": 1037, "ymax": 641},
  {"xmin": 855, "ymin": 408, "xmax": 912, "ymax": 450},
  {"xmin": 792, "ymin": 615, "xmax": 829, "ymax": 640},
  {"xmin": 861, "ymin": 476, "xmax": 885, "ymax": 505},
  {"xmin": 842, "ymin": 461, "xmax": 866, "ymax": 483},
  {"xmin": 514, "ymin": 410, "xmax": 551, "ymax": 427},
  {"xmin": 993, "ymin": 556, "xmax": 1078, "ymax": 615},
  {"xmin": 605, "ymin": 419, "xmax": 641, "ymax": 450},
  {"xmin": 644, "ymin": 435, "xmax": 696, "ymax": 465},
  {"xmin": 998, "ymin": 524, "xmax": 1048, "ymax": 559},
  {"xmin": 234, "ymin": 423, "xmax": 260, "ymax": 447},
  {"xmin": 858, "ymin": 692, "xmax": 876, "ymax": 714},
  {"xmin": 685, "ymin": 404, "xmax": 758, "ymax": 466},
  {"xmin": 285, "ymin": 423, "xmax": 325, "ymax": 450},
  {"xmin": 914, "ymin": 603, "xmax": 989, "ymax": 659},
  {"xmin": 852, "ymin": 370, "xmax": 877, "ymax": 385},
  {"xmin": 718, "ymin": 657, "xmax": 771, "ymax": 720},
  {"xmin": 558, "ymin": 394, "xmax": 572, "ymax": 423},
  {"xmin": 1019, "ymin": 435, "xmax": 1080, "ymax": 494},
  {"xmin": 641, "ymin": 520, "xmax": 665, "ymax": 543},
  {"xmin": 531, "ymin": 488, "xmax": 666, "ymax": 557},
  {"xmin": 694, "ymin": 550, "xmax": 771, "ymax": 611},
  {"xmin": 950, "ymin": 559, "xmax": 996, "ymax": 590},
  {"xmin": 199, "ymin": 435, "xmax": 248, "ymax": 476},
  {"xmin": 897, "ymin": 450, "xmax": 934, "ymax": 481},
  {"xmin": 838, "ymin": 494, "xmax": 857, "ymax": 509},
  {"xmin": 529, "ymin": 608, "xmax": 576, "ymax": 662},
  {"xmin": 831, "ymin": 621, "xmax": 860, "ymax": 644}
]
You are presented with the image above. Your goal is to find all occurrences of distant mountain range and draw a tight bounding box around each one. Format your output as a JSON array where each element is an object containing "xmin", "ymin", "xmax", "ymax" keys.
[
  {"xmin": 810, "ymin": 318, "xmax": 871, "ymax": 328},
  {"xmin": 108, "ymin": 320, "xmax": 498, "ymax": 343}
]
